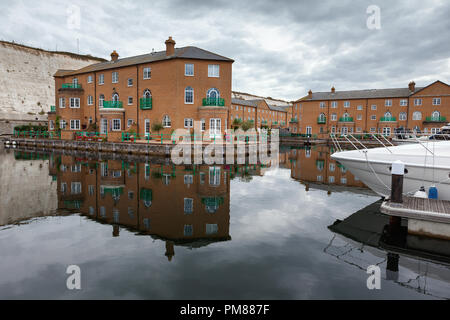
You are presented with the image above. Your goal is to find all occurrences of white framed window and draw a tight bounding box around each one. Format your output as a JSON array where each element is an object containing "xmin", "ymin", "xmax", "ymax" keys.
[
  {"xmin": 72, "ymin": 78, "xmax": 78, "ymax": 86},
  {"xmin": 71, "ymin": 182, "xmax": 82, "ymax": 194},
  {"xmin": 357, "ymin": 105, "xmax": 363, "ymax": 110},
  {"xmin": 209, "ymin": 167, "xmax": 221, "ymax": 186},
  {"xmin": 70, "ymin": 97, "xmax": 80, "ymax": 108},
  {"xmin": 331, "ymin": 101, "xmax": 338, "ymax": 108},
  {"xmin": 341, "ymin": 178, "xmax": 347, "ymax": 185},
  {"xmin": 184, "ymin": 86, "xmax": 194, "ymax": 104},
  {"xmin": 185, "ymin": 63, "xmax": 194, "ymax": 76},
  {"xmin": 184, "ymin": 175, "xmax": 193, "ymax": 185},
  {"xmin": 99, "ymin": 74, "xmax": 104, "ymax": 85},
  {"xmin": 60, "ymin": 120, "xmax": 66, "ymax": 129},
  {"xmin": 71, "ymin": 164, "xmax": 81, "ymax": 172},
  {"xmin": 208, "ymin": 64, "xmax": 220, "ymax": 77},
  {"xmin": 201, "ymin": 119, "xmax": 205, "ymax": 131},
  {"xmin": 382, "ymin": 127, "xmax": 391, "ymax": 136},
  {"xmin": 331, "ymin": 113, "xmax": 337, "ymax": 121},
  {"xmin": 371, "ymin": 105, "xmax": 377, "ymax": 110},
  {"xmin": 127, "ymin": 119, "xmax": 133, "ymax": 127},
  {"xmin": 128, "ymin": 97, "xmax": 133, "ymax": 105},
  {"xmin": 112, "ymin": 119, "xmax": 121, "ymax": 131},
  {"xmin": 344, "ymin": 101, "xmax": 350, "ymax": 108},
  {"xmin": 49, "ymin": 120, "xmax": 54, "ymax": 130},
  {"xmin": 59, "ymin": 97, "xmax": 66, "ymax": 108},
  {"xmin": 357, "ymin": 114, "xmax": 362, "ymax": 120},
  {"xmin": 184, "ymin": 118, "xmax": 193, "ymax": 128},
  {"xmin": 414, "ymin": 98, "xmax": 422, "ymax": 106},
  {"xmin": 206, "ymin": 224, "xmax": 218, "ymax": 235},
  {"xmin": 70, "ymin": 119, "xmax": 80, "ymax": 130},
  {"xmin": 432, "ymin": 98, "xmax": 441, "ymax": 105},
  {"xmin": 99, "ymin": 94, "xmax": 104, "ymax": 107},
  {"xmin": 399, "ymin": 112, "xmax": 407, "ymax": 121},
  {"xmin": 371, "ymin": 115, "xmax": 376, "ymax": 120},
  {"xmin": 60, "ymin": 182, "xmax": 67, "ymax": 193},
  {"xmin": 184, "ymin": 225, "xmax": 193, "ymax": 236},
  {"xmin": 88, "ymin": 185, "xmax": 95, "ymax": 196},
  {"xmin": 400, "ymin": 99, "xmax": 408, "ymax": 106},
  {"xmin": 163, "ymin": 115, "xmax": 171, "ymax": 127},
  {"xmin": 112, "ymin": 72, "xmax": 118, "ymax": 83},
  {"xmin": 184, "ymin": 198, "xmax": 193, "ymax": 214},
  {"xmin": 319, "ymin": 102, "xmax": 326, "ymax": 108},
  {"xmin": 87, "ymin": 75, "xmax": 93, "ymax": 83},
  {"xmin": 412, "ymin": 111, "xmax": 422, "ymax": 120},
  {"xmin": 329, "ymin": 176, "xmax": 335, "ymax": 183},
  {"xmin": 385, "ymin": 99, "xmax": 392, "ymax": 106},
  {"xmin": 87, "ymin": 95, "xmax": 93, "ymax": 105},
  {"xmin": 127, "ymin": 78, "xmax": 133, "ymax": 87},
  {"xmin": 370, "ymin": 127, "xmax": 376, "ymax": 132},
  {"xmin": 143, "ymin": 67, "xmax": 151, "ymax": 80}
]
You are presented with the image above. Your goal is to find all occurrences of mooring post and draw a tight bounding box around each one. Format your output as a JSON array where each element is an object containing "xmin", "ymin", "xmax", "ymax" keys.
[{"xmin": 390, "ymin": 160, "xmax": 404, "ymax": 203}]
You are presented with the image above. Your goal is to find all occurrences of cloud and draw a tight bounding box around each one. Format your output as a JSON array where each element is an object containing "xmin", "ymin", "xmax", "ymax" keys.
[{"xmin": 0, "ymin": 0, "xmax": 448, "ymax": 100}]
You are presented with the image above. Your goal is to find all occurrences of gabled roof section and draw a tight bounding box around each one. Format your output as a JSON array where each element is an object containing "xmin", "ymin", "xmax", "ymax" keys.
[
  {"xmin": 54, "ymin": 46, "xmax": 233, "ymax": 77},
  {"xmin": 268, "ymin": 104, "xmax": 289, "ymax": 112},
  {"xmin": 231, "ymin": 98, "xmax": 260, "ymax": 107},
  {"xmin": 409, "ymin": 80, "xmax": 450, "ymax": 95}
]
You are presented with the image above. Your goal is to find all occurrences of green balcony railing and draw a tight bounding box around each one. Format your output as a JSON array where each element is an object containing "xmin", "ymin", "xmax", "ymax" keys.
[
  {"xmin": 140, "ymin": 97, "xmax": 152, "ymax": 110},
  {"xmin": 262, "ymin": 121, "xmax": 268, "ymax": 124},
  {"xmin": 380, "ymin": 116, "xmax": 397, "ymax": 122},
  {"xmin": 202, "ymin": 97, "xmax": 225, "ymax": 106},
  {"xmin": 102, "ymin": 101, "xmax": 123, "ymax": 109},
  {"xmin": 50, "ymin": 105, "xmax": 56, "ymax": 112},
  {"xmin": 61, "ymin": 83, "xmax": 82, "ymax": 89},
  {"xmin": 339, "ymin": 117, "xmax": 354, "ymax": 122},
  {"xmin": 290, "ymin": 118, "xmax": 298, "ymax": 123},
  {"xmin": 425, "ymin": 116, "xmax": 447, "ymax": 122},
  {"xmin": 273, "ymin": 121, "xmax": 278, "ymax": 125},
  {"xmin": 317, "ymin": 116, "xmax": 326, "ymax": 124}
]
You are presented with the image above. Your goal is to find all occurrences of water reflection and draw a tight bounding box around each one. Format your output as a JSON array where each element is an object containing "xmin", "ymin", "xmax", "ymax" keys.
[{"xmin": 0, "ymin": 146, "xmax": 449, "ymax": 299}]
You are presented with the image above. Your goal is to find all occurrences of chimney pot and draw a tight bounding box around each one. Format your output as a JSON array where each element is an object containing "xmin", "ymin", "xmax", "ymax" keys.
[
  {"xmin": 331, "ymin": 86, "xmax": 335, "ymax": 93},
  {"xmin": 110, "ymin": 50, "xmax": 119, "ymax": 62},
  {"xmin": 308, "ymin": 90, "xmax": 312, "ymax": 98},
  {"xmin": 165, "ymin": 36, "xmax": 176, "ymax": 56},
  {"xmin": 408, "ymin": 81, "xmax": 416, "ymax": 92}
]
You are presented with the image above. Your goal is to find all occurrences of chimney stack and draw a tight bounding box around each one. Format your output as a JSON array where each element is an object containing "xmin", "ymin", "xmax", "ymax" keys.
[
  {"xmin": 408, "ymin": 81, "xmax": 416, "ymax": 92},
  {"xmin": 165, "ymin": 36, "xmax": 176, "ymax": 56},
  {"xmin": 110, "ymin": 50, "xmax": 119, "ymax": 62},
  {"xmin": 308, "ymin": 90, "xmax": 312, "ymax": 98},
  {"xmin": 331, "ymin": 86, "xmax": 335, "ymax": 93}
]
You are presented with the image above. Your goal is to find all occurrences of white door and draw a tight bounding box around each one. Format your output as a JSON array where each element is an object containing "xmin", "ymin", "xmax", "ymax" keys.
[
  {"xmin": 383, "ymin": 127, "xmax": 391, "ymax": 136},
  {"xmin": 210, "ymin": 118, "xmax": 221, "ymax": 138},
  {"xmin": 145, "ymin": 119, "xmax": 150, "ymax": 137},
  {"xmin": 101, "ymin": 119, "xmax": 108, "ymax": 134},
  {"xmin": 306, "ymin": 126, "xmax": 312, "ymax": 136},
  {"xmin": 341, "ymin": 127, "xmax": 348, "ymax": 135}
]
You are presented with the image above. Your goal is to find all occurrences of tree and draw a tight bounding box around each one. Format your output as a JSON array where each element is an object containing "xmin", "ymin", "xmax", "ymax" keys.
[
  {"xmin": 240, "ymin": 120, "xmax": 253, "ymax": 132},
  {"xmin": 232, "ymin": 118, "xmax": 242, "ymax": 130},
  {"xmin": 152, "ymin": 122, "xmax": 163, "ymax": 133}
]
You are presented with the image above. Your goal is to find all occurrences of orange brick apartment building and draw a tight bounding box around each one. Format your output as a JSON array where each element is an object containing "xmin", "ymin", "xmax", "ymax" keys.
[
  {"xmin": 290, "ymin": 80, "xmax": 450, "ymax": 136},
  {"xmin": 48, "ymin": 37, "xmax": 233, "ymax": 141},
  {"xmin": 230, "ymin": 98, "xmax": 290, "ymax": 129}
]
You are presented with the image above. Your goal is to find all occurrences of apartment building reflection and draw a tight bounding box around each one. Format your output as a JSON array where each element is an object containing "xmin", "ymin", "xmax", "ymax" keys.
[
  {"xmin": 288, "ymin": 145, "xmax": 366, "ymax": 191},
  {"xmin": 53, "ymin": 156, "xmax": 232, "ymax": 261}
]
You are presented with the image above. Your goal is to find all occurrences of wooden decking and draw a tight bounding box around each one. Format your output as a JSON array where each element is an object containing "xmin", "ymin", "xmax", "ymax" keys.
[{"xmin": 380, "ymin": 196, "xmax": 450, "ymax": 224}]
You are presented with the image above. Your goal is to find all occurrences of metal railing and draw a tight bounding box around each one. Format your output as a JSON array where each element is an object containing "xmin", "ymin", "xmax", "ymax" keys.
[
  {"xmin": 202, "ymin": 97, "xmax": 225, "ymax": 106},
  {"xmin": 317, "ymin": 116, "xmax": 326, "ymax": 124},
  {"xmin": 139, "ymin": 97, "xmax": 152, "ymax": 110},
  {"xmin": 61, "ymin": 83, "xmax": 82, "ymax": 89},
  {"xmin": 380, "ymin": 116, "xmax": 397, "ymax": 122},
  {"xmin": 338, "ymin": 117, "xmax": 354, "ymax": 122},
  {"xmin": 425, "ymin": 116, "xmax": 447, "ymax": 122},
  {"xmin": 103, "ymin": 101, "xmax": 123, "ymax": 108},
  {"xmin": 13, "ymin": 130, "xmax": 61, "ymax": 139}
]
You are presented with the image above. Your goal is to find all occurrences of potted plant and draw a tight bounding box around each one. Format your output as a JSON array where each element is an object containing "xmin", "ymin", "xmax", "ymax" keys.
[{"xmin": 151, "ymin": 121, "xmax": 164, "ymax": 142}]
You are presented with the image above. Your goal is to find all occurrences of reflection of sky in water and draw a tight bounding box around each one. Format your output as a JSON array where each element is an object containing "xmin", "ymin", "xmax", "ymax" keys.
[{"xmin": 0, "ymin": 151, "xmax": 449, "ymax": 299}]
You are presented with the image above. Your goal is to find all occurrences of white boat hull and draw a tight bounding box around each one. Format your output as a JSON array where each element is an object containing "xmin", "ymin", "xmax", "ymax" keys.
[{"xmin": 331, "ymin": 142, "xmax": 450, "ymax": 201}]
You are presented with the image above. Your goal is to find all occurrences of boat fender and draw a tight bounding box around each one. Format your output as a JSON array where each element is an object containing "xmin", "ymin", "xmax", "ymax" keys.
[
  {"xmin": 428, "ymin": 186, "xmax": 438, "ymax": 199},
  {"xmin": 413, "ymin": 186, "xmax": 427, "ymax": 199}
]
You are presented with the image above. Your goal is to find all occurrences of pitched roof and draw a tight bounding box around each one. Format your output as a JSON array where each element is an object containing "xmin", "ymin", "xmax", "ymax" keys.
[
  {"xmin": 55, "ymin": 46, "xmax": 234, "ymax": 77},
  {"xmin": 231, "ymin": 98, "xmax": 260, "ymax": 107},
  {"xmin": 298, "ymin": 87, "xmax": 424, "ymax": 101},
  {"xmin": 268, "ymin": 104, "xmax": 289, "ymax": 112}
]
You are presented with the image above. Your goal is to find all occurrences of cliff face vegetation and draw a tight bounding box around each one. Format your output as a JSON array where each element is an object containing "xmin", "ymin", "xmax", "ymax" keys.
[{"xmin": 0, "ymin": 41, "xmax": 104, "ymax": 121}]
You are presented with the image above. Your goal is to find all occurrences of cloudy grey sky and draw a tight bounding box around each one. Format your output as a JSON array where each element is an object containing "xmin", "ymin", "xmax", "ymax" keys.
[{"xmin": 0, "ymin": 0, "xmax": 449, "ymax": 101}]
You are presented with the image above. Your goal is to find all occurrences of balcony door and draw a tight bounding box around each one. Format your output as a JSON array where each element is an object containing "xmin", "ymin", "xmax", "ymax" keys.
[
  {"xmin": 145, "ymin": 119, "xmax": 150, "ymax": 137},
  {"xmin": 210, "ymin": 118, "xmax": 221, "ymax": 139},
  {"xmin": 100, "ymin": 119, "xmax": 108, "ymax": 134}
]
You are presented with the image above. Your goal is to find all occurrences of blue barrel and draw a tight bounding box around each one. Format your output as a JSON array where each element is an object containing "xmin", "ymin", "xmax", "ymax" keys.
[{"xmin": 428, "ymin": 186, "xmax": 438, "ymax": 199}]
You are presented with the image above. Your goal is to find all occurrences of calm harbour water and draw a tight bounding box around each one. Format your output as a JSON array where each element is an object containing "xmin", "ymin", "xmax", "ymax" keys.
[{"xmin": 0, "ymin": 145, "xmax": 449, "ymax": 299}]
